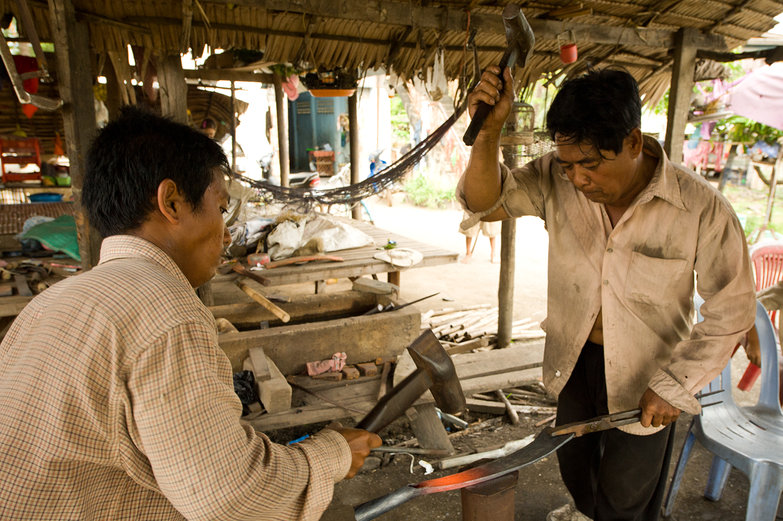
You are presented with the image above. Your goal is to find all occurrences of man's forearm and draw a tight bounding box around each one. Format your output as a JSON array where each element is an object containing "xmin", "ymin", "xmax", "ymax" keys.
[{"xmin": 461, "ymin": 132, "xmax": 503, "ymax": 213}]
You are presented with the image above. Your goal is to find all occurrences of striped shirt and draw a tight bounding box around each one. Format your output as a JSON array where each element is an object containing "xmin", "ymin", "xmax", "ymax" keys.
[{"xmin": 0, "ymin": 235, "xmax": 351, "ymax": 520}]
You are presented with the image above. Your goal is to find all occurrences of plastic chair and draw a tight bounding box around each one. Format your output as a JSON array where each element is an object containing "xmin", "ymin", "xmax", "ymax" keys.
[
  {"xmin": 663, "ymin": 300, "xmax": 783, "ymax": 520},
  {"xmin": 737, "ymin": 242, "xmax": 783, "ymax": 391},
  {"xmin": 751, "ymin": 242, "xmax": 783, "ymax": 330}
]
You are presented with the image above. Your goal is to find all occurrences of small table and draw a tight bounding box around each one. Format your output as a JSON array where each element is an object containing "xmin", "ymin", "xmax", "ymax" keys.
[{"xmin": 250, "ymin": 215, "xmax": 458, "ymax": 292}]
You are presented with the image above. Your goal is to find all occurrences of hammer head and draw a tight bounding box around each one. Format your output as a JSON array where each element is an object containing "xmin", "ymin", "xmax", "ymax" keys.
[
  {"xmin": 502, "ymin": 4, "xmax": 535, "ymax": 70},
  {"xmin": 408, "ymin": 330, "xmax": 466, "ymax": 414}
]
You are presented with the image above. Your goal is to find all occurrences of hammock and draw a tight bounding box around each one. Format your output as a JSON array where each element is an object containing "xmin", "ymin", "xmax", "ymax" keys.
[{"xmin": 230, "ymin": 96, "xmax": 468, "ymax": 211}]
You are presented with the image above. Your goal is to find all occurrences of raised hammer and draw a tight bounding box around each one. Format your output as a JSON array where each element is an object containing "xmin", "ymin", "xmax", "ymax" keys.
[
  {"xmin": 462, "ymin": 4, "xmax": 535, "ymax": 146},
  {"xmin": 356, "ymin": 329, "xmax": 465, "ymax": 433}
]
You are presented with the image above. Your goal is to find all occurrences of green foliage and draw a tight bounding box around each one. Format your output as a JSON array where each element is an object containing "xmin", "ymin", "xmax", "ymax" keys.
[
  {"xmin": 652, "ymin": 89, "xmax": 670, "ymax": 116},
  {"xmin": 714, "ymin": 116, "xmax": 783, "ymax": 144},
  {"xmin": 403, "ymin": 173, "xmax": 455, "ymax": 209},
  {"xmin": 390, "ymin": 97, "xmax": 410, "ymax": 143}
]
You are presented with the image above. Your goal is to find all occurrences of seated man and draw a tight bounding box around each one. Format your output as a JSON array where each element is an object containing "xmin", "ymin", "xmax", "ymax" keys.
[{"xmin": 0, "ymin": 107, "xmax": 380, "ymax": 520}]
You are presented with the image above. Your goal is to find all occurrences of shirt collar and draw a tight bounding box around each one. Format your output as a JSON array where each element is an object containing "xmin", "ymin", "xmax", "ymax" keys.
[
  {"xmin": 98, "ymin": 235, "xmax": 193, "ymax": 289},
  {"xmin": 635, "ymin": 135, "xmax": 686, "ymax": 211}
]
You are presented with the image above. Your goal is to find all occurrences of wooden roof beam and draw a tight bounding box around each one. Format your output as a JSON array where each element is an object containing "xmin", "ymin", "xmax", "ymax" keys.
[
  {"xmin": 200, "ymin": 0, "xmax": 727, "ymax": 50},
  {"xmin": 183, "ymin": 68, "xmax": 274, "ymax": 83}
]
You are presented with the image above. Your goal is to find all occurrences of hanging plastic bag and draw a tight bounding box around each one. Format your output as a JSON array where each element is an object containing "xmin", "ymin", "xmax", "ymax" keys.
[{"xmin": 426, "ymin": 49, "xmax": 448, "ymax": 102}]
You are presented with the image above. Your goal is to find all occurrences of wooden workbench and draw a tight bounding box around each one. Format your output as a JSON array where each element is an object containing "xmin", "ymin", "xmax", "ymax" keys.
[{"xmin": 248, "ymin": 215, "xmax": 458, "ymax": 290}]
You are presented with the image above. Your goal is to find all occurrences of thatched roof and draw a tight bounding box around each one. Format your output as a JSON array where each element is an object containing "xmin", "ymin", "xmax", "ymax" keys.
[
  {"xmin": 6, "ymin": 1, "xmax": 781, "ymax": 94},
  {"xmin": 1, "ymin": 1, "xmax": 782, "ymax": 110}
]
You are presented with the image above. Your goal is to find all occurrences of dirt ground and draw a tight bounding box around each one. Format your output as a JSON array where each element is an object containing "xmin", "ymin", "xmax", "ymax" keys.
[{"xmin": 276, "ymin": 197, "xmax": 778, "ymax": 521}]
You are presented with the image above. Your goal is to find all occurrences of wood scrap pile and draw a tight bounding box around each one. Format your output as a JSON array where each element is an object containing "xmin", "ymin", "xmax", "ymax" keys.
[{"xmin": 421, "ymin": 304, "xmax": 544, "ymax": 353}]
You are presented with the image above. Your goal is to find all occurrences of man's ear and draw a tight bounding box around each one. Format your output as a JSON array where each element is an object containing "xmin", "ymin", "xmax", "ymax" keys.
[
  {"xmin": 625, "ymin": 128, "xmax": 644, "ymax": 158},
  {"xmin": 156, "ymin": 179, "xmax": 184, "ymax": 224}
]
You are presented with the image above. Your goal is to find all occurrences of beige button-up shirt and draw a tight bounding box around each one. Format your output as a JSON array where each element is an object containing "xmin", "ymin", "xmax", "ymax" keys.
[
  {"xmin": 459, "ymin": 137, "xmax": 756, "ymax": 434},
  {"xmin": 0, "ymin": 235, "xmax": 351, "ymax": 520}
]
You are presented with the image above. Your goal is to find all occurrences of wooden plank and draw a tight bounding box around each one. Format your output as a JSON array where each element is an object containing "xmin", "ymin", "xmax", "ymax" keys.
[
  {"xmin": 244, "ymin": 215, "xmax": 457, "ymax": 286},
  {"xmin": 289, "ymin": 374, "xmax": 380, "ymax": 407},
  {"xmin": 394, "ymin": 341, "xmax": 544, "ymax": 386},
  {"xmin": 219, "ymin": 304, "xmax": 421, "ymax": 374},
  {"xmin": 243, "ymin": 398, "xmax": 372, "ymax": 431},
  {"xmin": 0, "ymin": 296, "xmax": 34, "ymax": 317},
  {"xmin": 256, "ymin": 355, "xmax": 291, "ymax": 413},
  {"xmin": 248, "ymin": 346, "xmax": 271, "ymax": 380},
  {"xmin": 204, "ymin": 0, "xmax": 726, "ymax": 50},
  {"xmin": 208, "ymin": 288, "xmax": 380, "ymax": 328},
  {"xmin": 13, "ymin": 274, "xmax": 31, "ymax": 297}
]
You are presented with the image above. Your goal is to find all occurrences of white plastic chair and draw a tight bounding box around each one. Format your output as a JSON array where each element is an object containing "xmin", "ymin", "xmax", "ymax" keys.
[{"xmin": 663, "ymin": 300, "xmax": 783, "ymax": 520}]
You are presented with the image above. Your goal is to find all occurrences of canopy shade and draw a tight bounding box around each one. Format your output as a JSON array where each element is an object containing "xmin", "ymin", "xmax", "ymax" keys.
[{"xmin": 728, "ymin": 63, "xmax": 783, "ymax": 131}]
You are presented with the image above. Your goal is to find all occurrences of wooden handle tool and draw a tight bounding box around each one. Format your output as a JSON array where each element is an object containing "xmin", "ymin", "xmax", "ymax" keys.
[{"xmin": 235, "ymin": 280, "xmax": 290, "ymax": 323}]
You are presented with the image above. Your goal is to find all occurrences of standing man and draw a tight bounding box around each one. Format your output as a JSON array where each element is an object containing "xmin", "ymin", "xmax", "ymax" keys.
[
  {"xmin": 458, "ymin": 67, "xmax": 755, "ymax": 521},
  {"xmin": 0, "ymin": 108, "xmax": 380, "ymax": 521}
]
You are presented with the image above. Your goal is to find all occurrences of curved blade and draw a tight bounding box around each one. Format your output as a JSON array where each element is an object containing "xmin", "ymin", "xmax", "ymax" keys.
[
  {"xmin": 353, "ymin": 427, "xmax": 573, "ymax": 520},
  {"xmin": 415, "ymin": 427, "xmax": 572, "ymax": 493}
]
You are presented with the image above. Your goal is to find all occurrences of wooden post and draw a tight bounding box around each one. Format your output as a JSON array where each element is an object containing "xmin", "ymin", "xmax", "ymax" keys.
[
  {"xmin": 664, "ymin": 28, "xmax": 697, "ymax": 164},
  {"xmin": 230, "ymin": 80, "xmax": 237, "ymax": 172},
  {"xmin": 272, "ymin": 73, "xmax": 290, "ymax": 187},
  {"xmin": 48, "ymin": 0, "xmax": 99, "ymax": 269},
  {"xmin": 104, "ymin": 57, "xmax": 122, "ymax": 120},
  {"xmin": 497, "ymin": 219, "xmax": 516, "ymax": 349},
  {"xmin": 158, "ymin": 54, "xmax": 188, "ymax": 124},
  {"xmin": 349, "ymin": 91, "xmax": 361, "ymax": 220}
]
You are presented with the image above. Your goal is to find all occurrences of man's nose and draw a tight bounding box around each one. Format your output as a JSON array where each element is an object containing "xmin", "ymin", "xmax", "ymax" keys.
[{"xmin": 571, "ymin": 167, "xmax": 592, "ymax": 189}]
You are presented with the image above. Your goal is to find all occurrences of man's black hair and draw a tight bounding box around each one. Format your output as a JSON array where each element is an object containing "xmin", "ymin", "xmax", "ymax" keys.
[
  {"xmin": 546, "ymin": 68, "xmax": 642, "ymax": 154},
  {"xmin": 83, "ymin": 107, "xmax": 229, "ymax": 237}
]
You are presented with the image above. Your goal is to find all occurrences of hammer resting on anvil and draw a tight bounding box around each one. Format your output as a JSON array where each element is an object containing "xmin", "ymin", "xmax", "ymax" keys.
[
  {"xmin": 462, "ymin": 4, "xmax": 535, "ymax": 146},
  {"xmin": 355, "ymin": 329, "xmax": 466, "ymax": 433}
]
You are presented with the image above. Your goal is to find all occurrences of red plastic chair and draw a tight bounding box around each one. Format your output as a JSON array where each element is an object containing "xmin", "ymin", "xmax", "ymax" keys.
[
  {"xmin": 751, "ymin": 243, "xmax": 783, "ymax": 321},
  {"xmin": 740, "ymin": 242, "xmax": 783, "ymax": 390}
]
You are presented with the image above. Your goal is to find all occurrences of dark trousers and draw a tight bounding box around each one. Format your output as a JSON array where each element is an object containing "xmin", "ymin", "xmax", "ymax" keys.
[{"xmin": 555, "ymin": 341, "xmax": 675, "ymax": 521}]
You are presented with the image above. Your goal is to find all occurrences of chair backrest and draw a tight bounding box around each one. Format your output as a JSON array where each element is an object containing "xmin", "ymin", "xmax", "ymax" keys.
[
  {"xmin": 750, "ymin": 242, "xmax": 783, "ymax": 328},
  {"xmin": 753, "ymin": 299, "xmax": 783, "ymax": 412},
  {"xmin": 696, "ymin": 297, "xmax": 781, "ymax": 413}
]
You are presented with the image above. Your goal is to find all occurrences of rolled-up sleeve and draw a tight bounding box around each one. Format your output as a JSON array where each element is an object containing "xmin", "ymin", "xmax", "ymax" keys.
[{"xmin": 457, "ymin": 159, "xmax": 550, "ymax": 232}]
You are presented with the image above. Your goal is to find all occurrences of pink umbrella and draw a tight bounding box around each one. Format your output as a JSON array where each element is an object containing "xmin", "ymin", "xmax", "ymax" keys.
[{"xmin": 727, "ymin": 63, "xmax": 783, "ymax": 131}]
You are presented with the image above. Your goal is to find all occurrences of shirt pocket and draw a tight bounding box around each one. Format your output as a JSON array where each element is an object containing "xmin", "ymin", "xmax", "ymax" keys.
[{"xmin": 624, "ymin": 251, "xmax": 689, "ymax": 305}]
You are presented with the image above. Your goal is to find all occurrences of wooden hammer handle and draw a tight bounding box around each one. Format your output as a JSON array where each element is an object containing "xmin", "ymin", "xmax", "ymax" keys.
[{"xmin": 236, "ymin": 280, "xmax": 290, "ymax": 323}]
